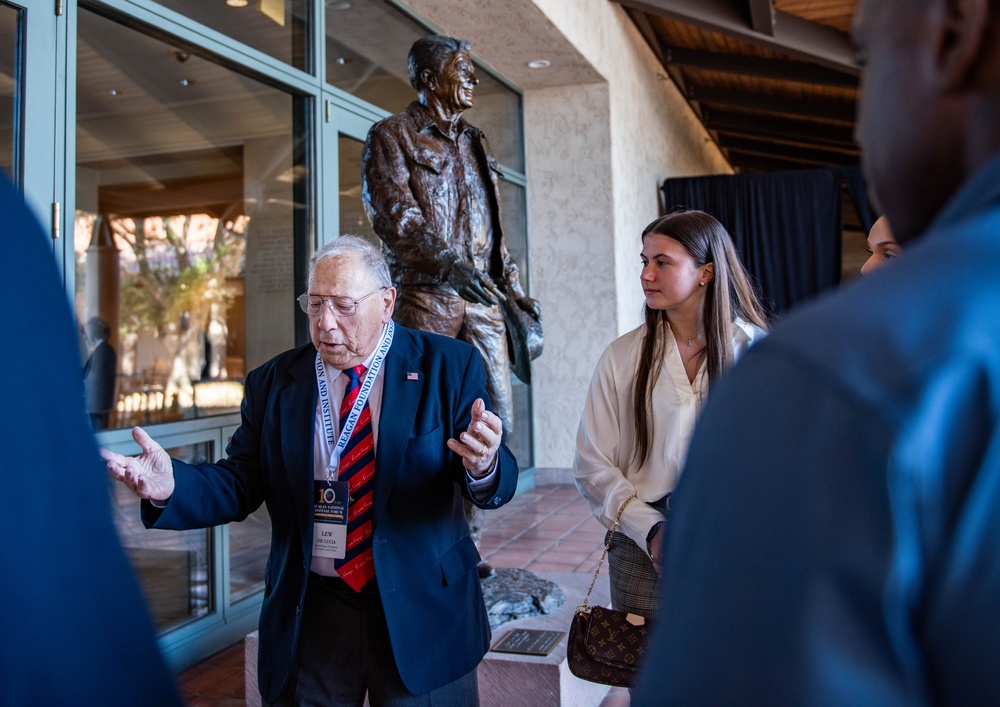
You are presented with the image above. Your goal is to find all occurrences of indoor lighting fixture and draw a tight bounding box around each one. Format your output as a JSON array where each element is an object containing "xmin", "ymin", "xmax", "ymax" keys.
[
  {"xmin": 327, "ymin": 1, "xmax": 353, "ymax": 9},
  {"xmin": 226, "ymin": 0, "xmax": 249, "ymax": 7},
  {"xmin": 527, "ymin": 59, "xmax": 551, "ymax": 69}
]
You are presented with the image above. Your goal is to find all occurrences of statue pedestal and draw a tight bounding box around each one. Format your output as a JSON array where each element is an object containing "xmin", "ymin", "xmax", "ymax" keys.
[
  {"xmin": 478, "ymin": 571, "xmax": 613, "ymax": 707},
  {"xmin": 245, "ymin": 571, "xmax": 614, "ymax": 706}
]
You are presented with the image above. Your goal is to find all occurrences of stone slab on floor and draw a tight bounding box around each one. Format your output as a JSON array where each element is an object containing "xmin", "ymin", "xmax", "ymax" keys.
[
  {"xmin": 245, "ymin": 631, "xmax": 260, "ymax": 707},
  {"xmin": 244, "ymin": 571, "xmax": 612, "ymax": 707},
  {"xmin": 479, "ymin": 571, "xmax": 612, "ymax": 707}
]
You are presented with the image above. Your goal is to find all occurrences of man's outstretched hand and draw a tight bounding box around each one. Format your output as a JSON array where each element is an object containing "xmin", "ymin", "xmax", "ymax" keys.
[{"xmin": 101, "ymin": 426, "xmax": 175, "ymax": 501}]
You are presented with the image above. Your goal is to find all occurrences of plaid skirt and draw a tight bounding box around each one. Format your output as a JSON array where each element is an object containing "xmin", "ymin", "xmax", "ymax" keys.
[{"xmin": 606, "ymin": 529, "xmax": 660, "ymax": 620}]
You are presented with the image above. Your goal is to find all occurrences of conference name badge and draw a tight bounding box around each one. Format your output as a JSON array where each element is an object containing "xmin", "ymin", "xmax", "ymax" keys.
[{"xmin": 313, "ymin": 479, "xmax": 349, "ymax": 559}]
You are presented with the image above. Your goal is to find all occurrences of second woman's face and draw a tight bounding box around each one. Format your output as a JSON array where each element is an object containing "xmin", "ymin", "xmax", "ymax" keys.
[
  {"xmin": 860, "ymin": 216, "xmax": 901, "ymax": 276},
  {"xmin": 640, "ymin": 234, "xmax": 711, "ymax": 312}
]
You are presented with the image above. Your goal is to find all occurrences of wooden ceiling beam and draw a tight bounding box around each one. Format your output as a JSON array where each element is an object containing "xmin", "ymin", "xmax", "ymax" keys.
[
  {"xmin": 703, "ymin": 107, "xmax": 858, "ymax": 149},
  {"xmin": 611, "ymin": 0, "xmax": 859, "ymax": 75},
  {"xmin": 626, "ymin": 7, "xmax": 667, "ymax": 64},
  {"xmin": 714, "ymin": 128, "xmax": 859, "ymax": 156},
  {"xmin": 718, "ymin": 134, "xmax": 858, "ymax": 166},
  {"xmin": 689, "ymin": 84, "xmax": 855, "ymax": 123},
  {"xmin": 665, "ymin": 46, "xmax": 857, "ymax": 88},
  {"xmin": 728, "ymin": 153, "xmax": 831, "ymax": 172},
  {"xmin": 747, "ymin": 0, "xmax": 775, "ymax": 36}
]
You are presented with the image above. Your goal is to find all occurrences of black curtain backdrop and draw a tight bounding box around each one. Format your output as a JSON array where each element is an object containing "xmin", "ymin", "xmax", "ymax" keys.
[{"xmin": 661, "ymin": 168, "xmax": 867, "ymax": 318}]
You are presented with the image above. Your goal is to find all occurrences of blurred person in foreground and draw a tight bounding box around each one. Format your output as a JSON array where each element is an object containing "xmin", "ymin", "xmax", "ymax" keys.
[
  {"xmin": 860, "ymin": 214, "xmax": 901, "ymax": 275},
  {"xmin": 103, "ymin": 235, "xmax": 518, "ymax": 706},
  {"xmin": 0, "ymin": 173, "xmax": 181, "ymax": 705},
  {"xmin": 573, "ymin": 210, "xmax": 766, "ymax": 621},
  {"xmin": 635, "ymin": 0, "xmax": 1000, "ymax": 703}
]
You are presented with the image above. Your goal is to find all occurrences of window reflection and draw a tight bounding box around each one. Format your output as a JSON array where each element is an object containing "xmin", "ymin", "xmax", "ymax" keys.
[
  {"xmin": 497, "ymin": 179, "xmax": 532, "ymax": 468},
  {"xmin": 0, "ymin": 3, "xmax": 19, "ymax": 179},
  {"xmin": 75, "ymin": 8, "xmax": 308, "ymax": 429},
  {"xmin": 230, "ymin": 505, "xmax": 271, "ymax": 603},
  {"xmin": 111, "ymin": 441, "xmax": 214, "ymax": 630},
  {"xmin": 498, "ymin": 180, "xmax": 529, "ymax": 280},
  {"xmin": 153, "ymin": 0, "xmax": 310, "ymax": 71},
  {"xmin": 338, "ymin": 135, "xmax": 378, "ymax": 244},
  {"xmin": 325, "ymin": 0, "xmax": 524, "ymax": 170}
]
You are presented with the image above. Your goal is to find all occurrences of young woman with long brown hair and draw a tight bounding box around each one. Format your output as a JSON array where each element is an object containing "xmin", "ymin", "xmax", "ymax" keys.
[{"xmin": 573, "ymin": 210, "xmax": 768, "ymax": 619}]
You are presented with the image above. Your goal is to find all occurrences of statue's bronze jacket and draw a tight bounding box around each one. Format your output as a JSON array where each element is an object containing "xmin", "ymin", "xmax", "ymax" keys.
[{"xmin": 362, "ymin": 101, "xmax": 525, "ymax": 299}]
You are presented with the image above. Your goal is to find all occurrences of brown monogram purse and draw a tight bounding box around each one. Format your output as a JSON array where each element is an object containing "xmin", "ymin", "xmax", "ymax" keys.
[{"xmin": 566, "ymin": 494, "xmax": 653, "ymax": 688}]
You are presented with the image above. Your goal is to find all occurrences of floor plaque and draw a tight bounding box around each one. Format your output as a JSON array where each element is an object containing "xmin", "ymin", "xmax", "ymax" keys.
[{"xmin": 491, "ymin": 628, "xmax": 565, "ymax": 657}]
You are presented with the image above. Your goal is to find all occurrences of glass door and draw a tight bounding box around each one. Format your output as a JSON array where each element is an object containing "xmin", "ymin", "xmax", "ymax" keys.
[
  {"xmin": 0, "ymin": 2, "xmax": 18, "ymax": 180},
  {"xmin": 1, "ymin": 0, "xmax": 61, "ymax": 234}
]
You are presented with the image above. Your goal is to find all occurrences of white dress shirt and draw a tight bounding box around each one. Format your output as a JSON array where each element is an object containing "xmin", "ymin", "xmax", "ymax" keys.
[
  {"xmin": 312, "ymin": 339, "xmax": 499, "ymax": 576},
  {"xmin": 573, "ymin": 319, "xmax": 763, "ymax": 555}
]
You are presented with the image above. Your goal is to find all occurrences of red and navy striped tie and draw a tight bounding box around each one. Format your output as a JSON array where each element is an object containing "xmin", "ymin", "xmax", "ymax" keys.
[{"xmin": 335, "ymin": 364, "xmax": 375, "ymax": 591}]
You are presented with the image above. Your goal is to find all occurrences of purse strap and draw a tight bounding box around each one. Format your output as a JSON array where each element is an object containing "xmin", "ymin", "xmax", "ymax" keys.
[{"xmin": 577, "ymin": 492, "xmax": 638, "ymax": 613}]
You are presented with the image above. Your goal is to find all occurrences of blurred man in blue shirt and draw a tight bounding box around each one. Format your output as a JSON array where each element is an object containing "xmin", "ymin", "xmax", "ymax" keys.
[{"xmin": 636, "ymin": 0, "xmax": 1000, "ymax": 704}]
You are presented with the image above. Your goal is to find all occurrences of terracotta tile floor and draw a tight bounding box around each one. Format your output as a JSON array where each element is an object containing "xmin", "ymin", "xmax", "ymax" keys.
[{"xmin": 178, "ymin": 483, "xmax": 629, "ymax": 706}]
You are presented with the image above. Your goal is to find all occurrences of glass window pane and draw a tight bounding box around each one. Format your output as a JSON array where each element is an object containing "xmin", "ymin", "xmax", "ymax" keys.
[
  {"xmin": 230, "ymin": 504, "xmax": 271, "ymax": 603},
  {"xmin": 510, "ymin": 379, "xmax": 533, "ymax": 468},
  {"xmin": 464, "ymin": 72, "xmax": 523, "ymax": 173},
  {"xmin": 0, "ymin": 3, "xmax": 19, "ymax": 180},
  {"xmin": 498, "ymin": 179, "xmax": 528, "ymax": 286},
  {"xmin": 325, "ymin": 1, "xmax": 524, "ymax": 170},
  {"xmin": 112, "ymin": 441, "xmax": 214, "ymax": 630},
  {"xmin": 497, "ymin": 179, "xmax": 532, "ymax": 468},
  {"xmin": 325, "ymin": 0, "xmax": 423, "ymax": 115},
  {"xmin": 152, "ymin": 0, "xmax": 310, "ymax": 71},
  {"xmin": 75, "ymin": 8, "xmax": 309, "ymax": 430},
  {"xmin": 338, "ymin": 134, "xmax": 378, "ymax": 244}
]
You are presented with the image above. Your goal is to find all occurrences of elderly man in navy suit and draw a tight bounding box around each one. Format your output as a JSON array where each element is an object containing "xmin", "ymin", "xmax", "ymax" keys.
[{"xmin": 103, "ymin": 235, "xmax": 518, "ymax": 705}]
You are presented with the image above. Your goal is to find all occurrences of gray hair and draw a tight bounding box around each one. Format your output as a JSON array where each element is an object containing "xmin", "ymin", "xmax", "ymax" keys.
[
  {"xmin": 307, "ymin": 235, "xmax": 392, "ymax": 291},
  {"xmin": 408, "ymin": 35, "xmax": 472, "ymax": 92}
]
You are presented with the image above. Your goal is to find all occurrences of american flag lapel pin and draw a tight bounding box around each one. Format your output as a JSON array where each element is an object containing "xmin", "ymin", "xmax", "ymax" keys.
[{"xmin": 406, "ymin": 371, "xmax": 419, "ymax": 381}]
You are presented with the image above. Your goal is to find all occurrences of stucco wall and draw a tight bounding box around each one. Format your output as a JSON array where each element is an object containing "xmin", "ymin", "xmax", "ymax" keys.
[
  {"xmin": 523, "ymin": 1, "xmax": 731, "ymax": 468},
  {"xmin": 530, "ymin": 0, "xmax": 732, "ymax": 336},
  {"xmin": 523, "ymin": 83, "xmax": 617, "ymax": 471}
]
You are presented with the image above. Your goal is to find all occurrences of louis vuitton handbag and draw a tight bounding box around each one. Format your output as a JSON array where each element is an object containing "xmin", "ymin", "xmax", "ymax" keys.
[{"xmin": 566, "ymin": 493, "xmax": 654, "ymax": 688}]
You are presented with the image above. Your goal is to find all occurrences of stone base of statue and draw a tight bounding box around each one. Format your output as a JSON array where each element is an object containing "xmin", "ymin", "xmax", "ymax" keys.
[
  {"xmin": 478, "ymin": 571, "xmax": 614, "ymax": 707},
  {"xmin": 481, "ymin": 567, "xmax": 564, "ymax": 629}
]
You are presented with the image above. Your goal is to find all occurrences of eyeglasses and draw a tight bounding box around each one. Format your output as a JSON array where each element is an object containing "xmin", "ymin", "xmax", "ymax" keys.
[{"xmin": 297, "ymin": 287, "xmax": 386, "ymax": 318}]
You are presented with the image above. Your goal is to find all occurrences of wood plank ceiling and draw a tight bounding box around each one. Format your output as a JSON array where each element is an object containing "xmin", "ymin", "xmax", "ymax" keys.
[{"xmin": 612, "ymin": 0, "xmax": 860, "ymax": 174}]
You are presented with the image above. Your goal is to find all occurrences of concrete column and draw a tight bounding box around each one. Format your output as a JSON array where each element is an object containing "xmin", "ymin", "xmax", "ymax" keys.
[{"xmin": 85, "ymin": 215, "xmax": 120, "ymax": 351}]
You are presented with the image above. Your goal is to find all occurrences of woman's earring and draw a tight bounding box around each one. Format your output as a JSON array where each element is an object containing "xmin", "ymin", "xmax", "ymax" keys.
[{"xmin": 700, "ymin": 281, "xmax": 706, "ymax": 287}]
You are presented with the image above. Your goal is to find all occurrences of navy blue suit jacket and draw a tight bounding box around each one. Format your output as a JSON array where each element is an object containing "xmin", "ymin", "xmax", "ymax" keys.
[{"xmin": 142, "ymin": 325, "xmax": 518, "ymax": 701}]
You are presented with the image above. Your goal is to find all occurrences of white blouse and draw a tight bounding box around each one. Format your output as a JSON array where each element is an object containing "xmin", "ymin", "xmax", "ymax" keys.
[{"xmin": 572, "ymin": 319, "xmax": 763, "ymax": 555}]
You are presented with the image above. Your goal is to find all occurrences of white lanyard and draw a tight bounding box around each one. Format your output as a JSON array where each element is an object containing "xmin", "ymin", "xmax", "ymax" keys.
[{"xmin": 315, "ymin": 320, "xmax": 395, "ymax": 481}]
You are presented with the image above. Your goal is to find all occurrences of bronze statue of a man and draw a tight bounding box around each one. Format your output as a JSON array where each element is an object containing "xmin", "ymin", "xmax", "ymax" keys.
[
  {"xmin": 361, "ymin": 34, "xmax": 539, "ymax": 445},
  {"xmin": 362, "ymin": 36, "xmax": 540, "ymax": 574}
]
